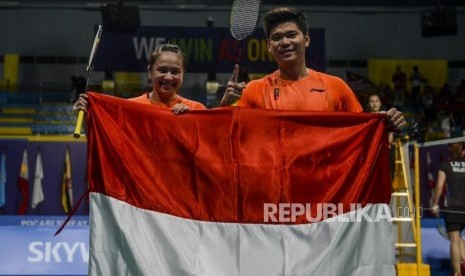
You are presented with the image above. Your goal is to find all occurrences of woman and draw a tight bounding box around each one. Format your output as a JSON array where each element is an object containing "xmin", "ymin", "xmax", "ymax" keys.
[
  {"xmin": 366, "ymin": 94, "xmax": 395, "ymax": 145},
  {"xmin": 367, "ymin": 94, "xmax": 396, "ymax": 181},
  {"xmin": 73, "ymin": 43, "xmax": 205, "ymax": 114},
  {"xmin": 367, "ymin": 93, "xmax": 383, "ymax": 113},
  {"xmin": 432, "ymin": 142, "xmax": 465, "ymax": 276}
]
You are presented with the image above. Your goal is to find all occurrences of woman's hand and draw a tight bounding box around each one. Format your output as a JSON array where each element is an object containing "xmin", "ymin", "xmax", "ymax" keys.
[
  {"xmin": 73, "ymin": 94, "xmax": 89, "ymax": 113},
  {"xmin": 172, "ymin": 103, "xmax": 190, "ymax": 115}
]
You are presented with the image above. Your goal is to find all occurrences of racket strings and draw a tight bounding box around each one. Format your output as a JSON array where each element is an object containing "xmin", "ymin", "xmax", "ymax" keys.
[{"xmin": 230, "ymin": 0, "xmax": 260, "ymax": 40}]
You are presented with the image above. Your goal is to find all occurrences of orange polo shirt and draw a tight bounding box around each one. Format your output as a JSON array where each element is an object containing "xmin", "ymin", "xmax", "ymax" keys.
[
  {"xmin": 130, "ymin": 92, "xmax": 206, "ymax": 110},
  {"xmin": 237, "ymin": 69, "xmax": 362, "ymax": 112}
]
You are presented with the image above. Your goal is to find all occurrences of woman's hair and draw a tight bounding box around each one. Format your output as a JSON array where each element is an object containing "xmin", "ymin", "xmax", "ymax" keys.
[
  {"xmin": 147, "ymin": 43, "xmax": 187, "ymax": 72},
  {"xmin": 263, "ymin": 7, "xmax": 308, "ymax": 38},
  {"xmin": 449, "ymin": 142, "xmax": 464, "ymax": 160},
  {"xmin": 368, "ymin": 93, "xmax": 380, "ymax": 101}
]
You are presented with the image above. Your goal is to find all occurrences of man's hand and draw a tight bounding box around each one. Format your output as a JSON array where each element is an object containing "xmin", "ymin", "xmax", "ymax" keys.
[
  {"xmin": 220, "ymin": 64, "xmax": 246, "ymax": 106},
  {"xmin": 172, "ymin": 103, "xmax": 190, "ymax": 115},
  {"xmin": 73, "ymin": 93, "xmax": 89, "ymax": 113},
  {"xmin": 385, "ymin": 108, "xmax": 407, "ymax": 130}
]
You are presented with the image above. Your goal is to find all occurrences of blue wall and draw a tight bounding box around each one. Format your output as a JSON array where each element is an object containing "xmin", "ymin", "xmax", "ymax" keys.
[{"xmin": 0, "ymin": 140, "xmax": 88, "ymax": 215}]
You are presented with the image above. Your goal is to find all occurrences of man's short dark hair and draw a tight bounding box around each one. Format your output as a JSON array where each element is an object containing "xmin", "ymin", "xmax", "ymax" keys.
[{"xmin": 263, "ymin": 7, "xmax": 308, "ymax": 38}]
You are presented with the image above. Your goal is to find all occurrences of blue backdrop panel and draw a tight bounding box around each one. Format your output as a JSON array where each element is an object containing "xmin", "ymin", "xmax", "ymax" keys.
[
  {"xmin": 94, "ymin": 26, "xmax": 326, "ymax": 73},
  {"xmin": 0, "ymin": 140, "xmax": 88, "ymax": 215}
]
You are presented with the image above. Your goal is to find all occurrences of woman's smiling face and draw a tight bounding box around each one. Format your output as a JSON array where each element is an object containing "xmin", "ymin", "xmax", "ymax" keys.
[{"xmin": 149, "ymin": 52, "xmax": 184, "ymax": 98}]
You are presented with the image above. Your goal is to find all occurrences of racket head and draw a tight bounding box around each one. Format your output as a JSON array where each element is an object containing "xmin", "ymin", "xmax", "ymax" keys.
[
  {"xmin": 436, "ymin": 217, "xmax": 449, "ymax": 240},
  {"xmin": 229, "ymin": 0, "xmax": 261, "ymax": 40}
]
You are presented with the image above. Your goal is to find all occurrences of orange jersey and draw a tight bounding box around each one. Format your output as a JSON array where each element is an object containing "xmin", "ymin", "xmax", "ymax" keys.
[
  {"xmin": 237, "ymin": 69, "xmax": 362, "ymax": 112},
  {"xmin": 130, "ymin": 92, "xmax": 206, "ymax": 110}
]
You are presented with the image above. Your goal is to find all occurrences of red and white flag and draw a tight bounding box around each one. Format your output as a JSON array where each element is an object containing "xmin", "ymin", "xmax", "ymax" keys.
[
  {"xmin": 86, "ymin": 93, "xmax": 395, "ymax": 275},
  {"xmin": 17, "ymin": 148, "xmax": 29, "ymax": 215}
]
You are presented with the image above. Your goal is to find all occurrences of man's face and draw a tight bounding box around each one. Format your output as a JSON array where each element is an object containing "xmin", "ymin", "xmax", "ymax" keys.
[{"xmin": 267, "ymin": 21, "xmax": 309, "ymax": 66}]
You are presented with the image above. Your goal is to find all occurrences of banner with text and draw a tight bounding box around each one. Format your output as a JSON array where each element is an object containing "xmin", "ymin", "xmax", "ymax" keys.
[
  {"xmin": 0, "ymin": 216, "xmax": 89, "ymax": 275},
  {"xmin": 94, "ymin": 26, "xmax": 325, "ymax": 73}
]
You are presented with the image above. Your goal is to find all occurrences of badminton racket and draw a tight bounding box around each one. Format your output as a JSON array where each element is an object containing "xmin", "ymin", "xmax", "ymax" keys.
[
  {"xmin": 424, "ymin": 207, "xmax": 465, "ymax": 240},
  {"xmin": 229, "ymin": 0, "xmax": 261, "ymax": 64},
  {"xmin": 73, "ymin": 25, "xmax": 103, "ymax": 138},
  {"xmin": 436, "ymin": 216, "xmax": 449, "ymax": 240}
]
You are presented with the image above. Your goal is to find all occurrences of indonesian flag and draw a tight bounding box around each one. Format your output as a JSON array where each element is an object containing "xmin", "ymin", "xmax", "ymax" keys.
[
  {"xmin": 17, "ymin": 148, "xmax": 29, "ymax": 215},
  {"xmin": 86, "ymin": 93, "xmax": 395, "ymax": 275}
]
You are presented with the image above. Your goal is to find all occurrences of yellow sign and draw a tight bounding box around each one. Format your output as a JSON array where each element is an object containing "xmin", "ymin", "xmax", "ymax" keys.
[
  {"xmin": 368, "ymin": 59, "xmax": 447, "ymax": 90},
  {"xmin": 4, "ymin": 54, "xmax": 19, "ymax": 91}
]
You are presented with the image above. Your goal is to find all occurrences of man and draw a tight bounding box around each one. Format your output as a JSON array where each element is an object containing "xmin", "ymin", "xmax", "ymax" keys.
[
  {"xmin": 221, "ymin": 7, "xmax": 406, "ymax": 130},
  {"xmin": 409, "ymin": 65, "xmax": 426, "ymax": 107},
  {"xmin": 392, "ymin": 65, "xmax": 407, "ymax": 105}
]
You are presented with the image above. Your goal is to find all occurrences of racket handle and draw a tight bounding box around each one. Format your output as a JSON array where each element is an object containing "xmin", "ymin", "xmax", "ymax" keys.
[{"xmin": 73, "ymin": 110, "xmax": 85, "ymax": 138}]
